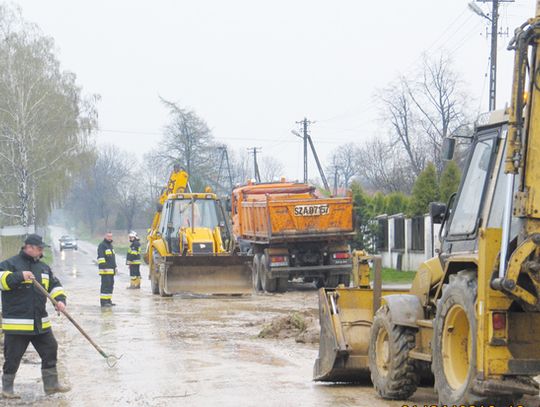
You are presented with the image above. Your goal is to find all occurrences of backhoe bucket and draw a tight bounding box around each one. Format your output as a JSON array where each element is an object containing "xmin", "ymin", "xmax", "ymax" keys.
[
  {"xmin": 162, "ymin": 255, "xmax": 253, "ymax": 295},
  {"xmin": 313, "ymin": 286, "xmax": 406, "ymax": 382}
]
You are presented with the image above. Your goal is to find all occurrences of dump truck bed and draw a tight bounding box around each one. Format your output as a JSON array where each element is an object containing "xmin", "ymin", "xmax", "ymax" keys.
[{"xmin": 234, "ymin": 183, "xmax": 354, "ymax": 243}]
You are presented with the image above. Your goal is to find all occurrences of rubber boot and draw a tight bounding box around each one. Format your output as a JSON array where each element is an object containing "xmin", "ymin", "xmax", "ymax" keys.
[
  {"xmin": 135, "ymin": 277, "xmax": 141, "ymax": 289},
  {"xmin": 42, "ymin": 368, "xmax": 70, "ymax": 395},
  {"xmin": 126, "ymin": 278, "xmax": 137, "ymax": 289},
  {"xmin": 2, "ymin": 374, "xmax": 20, "ymax": 399}
]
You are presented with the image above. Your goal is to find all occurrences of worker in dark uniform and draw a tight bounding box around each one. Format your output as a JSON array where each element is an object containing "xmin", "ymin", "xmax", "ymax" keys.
[
  {"xmin": 0, "ymin": 234, "xmax": 70, "ymax": 398},
  {"xmin": 126, "ymin": 231, "xmax": 141, "ymax": 289},
  {"xmin": 97, "ymin": 231, "xmax": 116, "ymax": 307}
]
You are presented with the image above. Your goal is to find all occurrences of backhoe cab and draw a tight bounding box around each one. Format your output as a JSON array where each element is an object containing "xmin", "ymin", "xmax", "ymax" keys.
[{"xmin": 315, "ymin": 105, "xmax": 540, "ymax": 402}]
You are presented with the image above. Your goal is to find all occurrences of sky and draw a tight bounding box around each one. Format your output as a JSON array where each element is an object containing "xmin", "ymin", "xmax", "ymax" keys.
[{"xmin": 12, "ymin": 0, "xmax": 538, "ymax": 181}]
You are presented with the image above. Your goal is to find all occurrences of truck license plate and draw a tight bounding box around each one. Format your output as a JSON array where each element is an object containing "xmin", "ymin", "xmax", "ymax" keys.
[{"xmin": 294, "ymin": 204, "xmax": 329, "ymax": 216}]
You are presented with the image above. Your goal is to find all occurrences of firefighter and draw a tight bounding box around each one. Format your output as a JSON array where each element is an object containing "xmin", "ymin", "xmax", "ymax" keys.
[
  {"xmin": 97, "ymin": 231, "xmax": 116, "ymax": 307},
  {"xmin": 0, "ymin": 234, "xmax": 70, "ymax": 398},
  {"xmin": 126, "ymin": 231, "xmax": 141, "ymax": 289}
]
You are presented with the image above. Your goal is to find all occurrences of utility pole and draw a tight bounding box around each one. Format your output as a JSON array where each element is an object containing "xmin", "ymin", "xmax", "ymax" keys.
[
  {"xmin": 216, "ymin": 145, "xmax": 234, "ymax": 192},
  {"xmin": 247, "ymin": 147, "xmax": 262, "ymax": 183},
  {"xmin": 292, "ymin": 118, "xmax": 330, "ymax": 191},
  {"xmin": 294, "ymin": 118, "xmax": 310, "ymax": 183},
  {"xmin": 333, "ymin": 166, "xmax": 339, "ymax": 196},
  {"xmin": 470, "ymin": 0, "xmax": 514, "ymax": 111}
]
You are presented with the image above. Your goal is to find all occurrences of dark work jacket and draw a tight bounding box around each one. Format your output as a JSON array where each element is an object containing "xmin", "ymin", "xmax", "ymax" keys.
[
  {"xmin": 126, "ymin": 239, "xmax": 141, "ymax": 265},
  {"xmin": 97, "ymin": 239, "xmax": 116, "ymax": 275},
  {"xmin": 0, "ymin": 250, "xmax": 66, "ymax": 335}
]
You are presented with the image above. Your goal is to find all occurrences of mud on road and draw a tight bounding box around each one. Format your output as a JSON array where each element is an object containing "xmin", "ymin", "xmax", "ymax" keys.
[{"xmin": 0, "ymin": 227, "xmax": 442, "ymax": 406}]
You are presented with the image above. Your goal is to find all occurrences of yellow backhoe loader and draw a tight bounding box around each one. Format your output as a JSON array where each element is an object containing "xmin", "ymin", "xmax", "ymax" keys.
[
  {"xmin": 314, "ymin": 6, "xmax": 540, "ymax": 404},
  {"xmin": 145, "ymin": 165, "xmax": 252, "ymax": 296}
]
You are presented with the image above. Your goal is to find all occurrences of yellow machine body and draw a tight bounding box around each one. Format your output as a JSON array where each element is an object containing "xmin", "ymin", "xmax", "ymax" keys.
[
  {"xmin": 145, "ymin": 167, "xmax": 252, "ymax": 296},
  {"xmin": 315, "ymin": 7, "xmax": 540, "ymax": 402}
]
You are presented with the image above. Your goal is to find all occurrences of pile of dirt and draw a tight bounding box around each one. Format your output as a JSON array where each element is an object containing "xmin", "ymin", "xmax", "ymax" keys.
[{"xmin": 258, "ymin": 311, "xmax": 319, "ymax": 344}]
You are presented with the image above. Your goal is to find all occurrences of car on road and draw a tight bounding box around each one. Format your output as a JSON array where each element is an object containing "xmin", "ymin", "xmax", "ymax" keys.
[{"xmin": 59, "ymin": 235, "xmax": 78, "ymax": 251}]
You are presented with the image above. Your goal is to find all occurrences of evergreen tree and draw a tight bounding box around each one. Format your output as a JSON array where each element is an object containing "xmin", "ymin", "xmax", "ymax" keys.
[
  {"xmin": 439, "ymin": 160, "xmax": 461, "ymax": 203},
  {"xmin": 384, "ymin": 192, "xmax": 411, "ymax": 216},
  {"xmin": 409, "ymin": 163, "xmax": 439, "ymax": 216}
]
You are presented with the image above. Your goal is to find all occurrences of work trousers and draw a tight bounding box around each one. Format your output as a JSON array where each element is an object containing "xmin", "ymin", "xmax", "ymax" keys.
[
  {"xmin": 100, "ymin": 274, "xmax": 114, "ymax": 305},
  {"xmin": 3, "ymin": 331, "xmax": 58, "ymax": 374},
  {"xmin": 129, "ymin": 264, "xmax": 141, "ymax": 278}
]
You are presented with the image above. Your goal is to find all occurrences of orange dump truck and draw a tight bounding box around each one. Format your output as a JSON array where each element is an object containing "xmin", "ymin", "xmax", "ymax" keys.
[{"xmin": 231, "ymin": 182, "xmax": 355, "ymax": 293}]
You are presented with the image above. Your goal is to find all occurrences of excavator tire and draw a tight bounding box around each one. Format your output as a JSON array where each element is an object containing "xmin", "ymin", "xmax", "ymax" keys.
[
  {"xmin": 368, "ymin": 305, "xmax": 419, "ymax": 400},
  {"xmin": 252, "ymin": 254, "xmax": 262, "ymax": 292},
  {"xmin": 432, "ymin": 271, "xmax": 518, "ymax": 406},
  {"xmin": 260, "ymin": 254, "xmax": 277, "ymax": 293}
]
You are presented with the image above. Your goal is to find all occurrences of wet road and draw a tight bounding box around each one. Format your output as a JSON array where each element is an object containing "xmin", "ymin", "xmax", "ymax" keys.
[{"xmin": 1, "ymin": 226, "xmax": 441, "ymax": 406}]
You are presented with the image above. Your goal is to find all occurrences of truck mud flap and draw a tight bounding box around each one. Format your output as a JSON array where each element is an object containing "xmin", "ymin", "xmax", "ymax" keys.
[
  {"xmin": 163, "ymin": 255, "xmax": 253, "ymax": 295},
  {"xmin": 313, "ymin": 286, "xmax": 406, "ymax": 382}
]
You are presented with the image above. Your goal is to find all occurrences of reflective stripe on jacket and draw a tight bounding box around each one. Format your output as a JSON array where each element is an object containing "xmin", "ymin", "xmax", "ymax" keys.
[
  {"xmin": 0, "ymin": 251, "xmax": 66, "ymax": 335},
  {"xmin": 126, "ymin": 239, "xmax": 141, "ymax": 265},
  {"xmin": 97, "ymin": 239, "xmax": 116, "ymax": 271}
]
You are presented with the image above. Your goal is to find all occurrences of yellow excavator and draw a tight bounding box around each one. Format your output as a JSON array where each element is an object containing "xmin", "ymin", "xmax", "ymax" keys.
[
  {"xmin": 145, "ymin": 165, "xmax": 252, "ymax": 296},
  {"xmin": 315, "ymin": 6, "xmax": 540, "ymax": 405}
]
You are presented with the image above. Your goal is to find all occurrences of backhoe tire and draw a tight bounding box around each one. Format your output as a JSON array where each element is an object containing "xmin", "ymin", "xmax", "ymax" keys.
[
  {"xmin": 369, "ymin": 306, "xmax": 419, "ymax": 400},
  {"xmin": 260, "ymin": 254, "xmax": 277, "ymax": 293},
  {"xmin": 252, "ymin": 255, "xmax": 262, "ymax": 292},
  {"xmin": 432, "ymin": 271, "xmax": 499, "ymax": 405}
]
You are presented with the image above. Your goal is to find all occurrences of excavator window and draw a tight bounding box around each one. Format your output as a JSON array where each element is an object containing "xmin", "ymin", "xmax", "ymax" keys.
[
  {"xmin": 447, "ymin": 137, "xmax": 496, "ymax": 238},
  {"xmin": 171, "ymin": 199, "xmax": 220, "ymax": 230}
]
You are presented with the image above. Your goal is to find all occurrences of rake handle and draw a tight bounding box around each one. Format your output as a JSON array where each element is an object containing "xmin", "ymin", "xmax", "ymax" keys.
[{"xmin": 32, "ymin": 279, "xmax": 109, "ymax": 359}]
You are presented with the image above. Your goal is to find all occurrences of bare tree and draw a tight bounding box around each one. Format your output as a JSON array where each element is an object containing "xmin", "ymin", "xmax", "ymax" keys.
[
  {"xmin": 378, "ymin": 80, "xmax": 426, "ymax": 177},
  {"xmin": 64, "ymin": 145, "xmax": 131, "ymax": 232},
  {"xmin": 356, "ymin": 137, "xmax": 415, "ymax": 194},
  {"xmin": 158, "ymin": 98, "xmax": 217, "ymax": 191},
  {"xmin": 260, "ymin": 156, "xmax": 284, "ymax": 182},
  {"xmin": 406, "ymin": 54, "xmax": 470, "ymax": 172},
  {"xmin": 327, "ymin": 143, "xmax": 360, "ymax": 189}
]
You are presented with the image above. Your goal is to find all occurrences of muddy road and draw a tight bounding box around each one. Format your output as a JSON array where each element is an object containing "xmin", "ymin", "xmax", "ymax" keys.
[{"xmin": 1, "ymin": 227, "xmax": 441, "ymax": 406}]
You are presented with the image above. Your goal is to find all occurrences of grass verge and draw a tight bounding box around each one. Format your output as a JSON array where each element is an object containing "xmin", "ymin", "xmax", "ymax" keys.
[{"xmin": 372, "ymin": 268, "xmax": 416, "ymax": 285}]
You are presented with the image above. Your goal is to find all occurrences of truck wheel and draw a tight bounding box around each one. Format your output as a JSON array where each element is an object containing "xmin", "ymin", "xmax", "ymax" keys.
[
  {"xmin": 276, "ymin": 277, "xmax": 288, "ymax": 293},
  {"xmin": 252, "ymin": 255, "xmax": 262, "ymax": 292},
  {"xmin": 260, "ymin": 254, "xmax": 277, "ymax": 292},
  {"xmin": 369, "ymin": 306, "xmax": 419, "ymax": 399},
  {"xmin": 338, "ymin": 273, "xmax": 351, "ymax": 287},
  {"xmin": 325, "ymin": 275, "xmax": 340, "ymax": 288},
  {"xmin": 432, "ymin": 271, "xmax": 516, "ymax": 405}
]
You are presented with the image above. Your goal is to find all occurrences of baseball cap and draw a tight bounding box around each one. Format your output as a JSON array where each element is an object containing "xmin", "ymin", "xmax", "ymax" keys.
[{"xmin": 24, "ymin": 234, "xmax": 50, "ymax": 248}]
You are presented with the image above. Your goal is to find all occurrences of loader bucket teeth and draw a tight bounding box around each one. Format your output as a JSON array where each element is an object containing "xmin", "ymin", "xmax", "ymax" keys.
[{"xmin": 162, "ymin": 255, "xmax": 253, "ymax": 295}]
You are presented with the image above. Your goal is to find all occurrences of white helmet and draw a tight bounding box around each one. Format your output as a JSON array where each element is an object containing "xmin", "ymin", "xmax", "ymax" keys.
[{"xmin": 128, "ymin": 231, "xmax": 138, "ymax": 238}]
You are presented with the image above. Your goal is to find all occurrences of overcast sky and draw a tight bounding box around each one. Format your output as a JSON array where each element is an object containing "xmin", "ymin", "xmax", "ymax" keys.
[{"xmin": 13, "ymin": 0, "xmax": 537, "ymax": 181}]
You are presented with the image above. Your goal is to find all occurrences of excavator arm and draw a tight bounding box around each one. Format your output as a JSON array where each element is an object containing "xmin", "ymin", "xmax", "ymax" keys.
[{"xmin": 494, "ymin": 5, "xmax": 540, "ymax": 307}]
